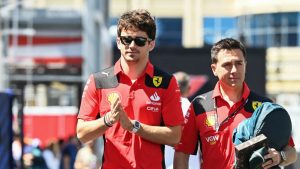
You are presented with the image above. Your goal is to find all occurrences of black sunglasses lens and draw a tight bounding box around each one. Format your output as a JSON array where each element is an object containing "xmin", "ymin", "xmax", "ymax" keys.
[
  {"xmin": 121, "ymin": 37, "xmax": 133, "ymax": 45},
  {"xmin": 134, "ymin": 38, "xmax": 147, "ymax": 46},
  {"xmin": 120, "ymin": 36, "xmax": 148, "ymax": 46}
]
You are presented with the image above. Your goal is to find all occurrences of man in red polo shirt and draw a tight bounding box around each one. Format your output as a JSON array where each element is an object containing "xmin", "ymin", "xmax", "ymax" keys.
[
  {"xmin": 76, "ymin": 9, "xmax": 184, "ymax": 169},
  {"xmin": 174, "ymin": 38, "xmax": 297, "ymax": 169}
]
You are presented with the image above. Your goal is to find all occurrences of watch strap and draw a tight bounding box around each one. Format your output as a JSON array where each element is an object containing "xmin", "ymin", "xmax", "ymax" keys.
[{"xmin": 280, "ymin": 151, "xmax": 287, "ymax": 163}]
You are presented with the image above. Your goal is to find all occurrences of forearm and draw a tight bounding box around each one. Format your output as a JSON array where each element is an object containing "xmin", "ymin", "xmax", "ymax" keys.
[
  {"xmin": 136, "ymin": 124, "xmax": 182, "ymax": 146},
  {"xmin": 174, "ymin": 151, "xmax": 189, "ymax": 169},
  {"xmin": 118, "ymin": 107, "xmax": 182, "ymax": 145},
  {"xmin": 76, "ymin": 118, "xmax": 108, "ymax": 143},
  {"xmin": 280, "ymin": 145, "xmax": 298, "ymax": 166}
]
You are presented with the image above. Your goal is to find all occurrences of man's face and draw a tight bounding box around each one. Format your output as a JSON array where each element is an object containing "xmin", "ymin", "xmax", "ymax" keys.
[
  {"xmin": 211, "ymin": 49, "xmax": 246, "ymax": 89},
  {"xmin": 116, "ymin": 29, "xmax": 155, "ymax": 63}
]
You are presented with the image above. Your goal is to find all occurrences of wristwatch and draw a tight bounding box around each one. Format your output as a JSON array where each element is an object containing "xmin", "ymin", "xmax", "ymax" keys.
[
  {"xmin": 131, "ymin": 120, "xmax": 141, "ymax": 133},
  {"xmin": 280, "ymin": 151, "xmax": 287, "ymax": 162}
]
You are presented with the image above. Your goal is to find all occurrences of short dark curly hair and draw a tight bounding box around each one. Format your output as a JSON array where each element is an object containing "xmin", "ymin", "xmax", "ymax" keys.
[{"xmin": 117, "ymin": 9, "xmax": 156, "ymax": 40}]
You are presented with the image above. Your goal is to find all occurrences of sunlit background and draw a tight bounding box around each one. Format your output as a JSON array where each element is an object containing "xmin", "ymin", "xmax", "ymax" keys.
[{"xmin": 0, "ymin": 0, "xmax": 299, "ymax": 168}]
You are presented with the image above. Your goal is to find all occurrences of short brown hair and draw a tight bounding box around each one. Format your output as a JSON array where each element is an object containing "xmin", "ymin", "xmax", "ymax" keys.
[
  {"xmin": 211, "ymin": 38, "xmax": 246, "ymax": 63},
  {"xmin": 117, "ymin": 9, "xmax": 156, "ymax": 40}
]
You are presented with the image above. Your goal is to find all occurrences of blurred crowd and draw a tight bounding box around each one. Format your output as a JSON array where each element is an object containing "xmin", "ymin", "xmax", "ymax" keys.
[{"xmin": 12, "ymin": 134, "xmax": 100, "ymax": 169}]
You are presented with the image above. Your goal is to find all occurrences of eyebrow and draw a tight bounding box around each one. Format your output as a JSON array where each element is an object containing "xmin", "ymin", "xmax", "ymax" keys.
[{"xmin": 222, "ymin": 60, "xmax": 244, "ymax": 65}]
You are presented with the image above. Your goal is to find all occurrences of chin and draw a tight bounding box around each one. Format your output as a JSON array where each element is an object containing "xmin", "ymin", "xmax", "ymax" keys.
[
  {"xmin": 124, "ymin": 56, "xmax": 137, "ymax": 61},
  {"xmin": 230, "ymin": 83, "xmax": 243, "ymax": 88}
]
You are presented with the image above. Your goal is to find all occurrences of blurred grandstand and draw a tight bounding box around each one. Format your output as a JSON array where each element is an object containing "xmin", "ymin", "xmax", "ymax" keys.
[{"xmin": 0, "ymin": 0, "xmax": 300, "ymax": 168}]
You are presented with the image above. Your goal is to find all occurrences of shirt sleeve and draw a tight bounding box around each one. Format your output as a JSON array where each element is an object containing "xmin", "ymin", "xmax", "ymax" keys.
[
  {"xmin": 288, "ymin": 137, "xmax": 295, "ymax": 147},
  {"xmin": 161, "ymin": 76, "xmax": 184, "ymax": 126},
  {"xmin": 77, "ymin": 74, "xmax": 100, "ymax": 121},
  {"xmin": 175, "ymin": 104, "xmax": 199, "ymax": 155}
]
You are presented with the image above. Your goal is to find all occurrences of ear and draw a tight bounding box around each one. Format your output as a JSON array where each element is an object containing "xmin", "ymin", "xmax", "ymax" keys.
[
  {"xmin": 116, "ymin": 38, "xmax": 121, "ymax": 50},
  {"xmin": 211, "ymin": 64, "xmax": 217, "ymax": 76},
  {"xmin": 148, "ymin": 40, "xmax": 155, "ymax": 52}
]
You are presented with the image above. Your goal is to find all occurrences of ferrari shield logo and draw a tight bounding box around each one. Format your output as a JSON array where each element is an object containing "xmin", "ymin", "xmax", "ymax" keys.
[
  {"xmin": 153, "ymin": 76, "xmax": 162, "ymax": 87},
  {"xmin": 107, "ymin": 92, "xmax": 120, "ymax": 105},
  {"xmin": 205, "ymin": 115, "xmax": 216, "ymax": 127},
  {"xmin": 252, "ymin": 101, "xmax": 262, "ymax": 110}
]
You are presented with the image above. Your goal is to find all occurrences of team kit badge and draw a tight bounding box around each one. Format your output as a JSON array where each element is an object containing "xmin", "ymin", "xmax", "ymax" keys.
[
  {"xmin": 153, "ymin": 76, "xmax": 162, "ymax": 87},
  {"xmin": 205, "ymin": 115, "xmax": 216, "ymax": 127},
  {"xmin": 252, "ymin": 101, "xmax": 262, "ymax": 110},
  {"xmin": 107, "ymin": 92, "xmax": 120, "ymax": 105}
]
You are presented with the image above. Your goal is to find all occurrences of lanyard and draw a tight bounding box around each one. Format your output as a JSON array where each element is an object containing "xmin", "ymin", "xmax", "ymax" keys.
[{"xmin": 214, "ymin": 98, "xmax": 248, "ymax": 132}]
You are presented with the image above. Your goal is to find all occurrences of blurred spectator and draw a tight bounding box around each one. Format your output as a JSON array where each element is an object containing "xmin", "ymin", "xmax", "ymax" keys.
[
  {"xmin": 23, "ymin": 138, "xmax": 48, "ymax": 169},
  {"xmin": 12, "ymin": 133, "xmax": 22, "ymax": 168},
  {"xmin": 74, "ymin": 140, "xmax": 98, "ymax": 169},
  {"xmin": 165, "ymin": 71, "xmax": 200, "ymax": 169},
  {"xmin": 59, "ymin": 136, "xmax": 79, "ymax": 169},
  {"xmin": 173, "ymin": 71, "xmax": 191, "ymax": 110},
  {"xmin": 43, "ymin": 140, "xmax": 61, "ymax": 169}
]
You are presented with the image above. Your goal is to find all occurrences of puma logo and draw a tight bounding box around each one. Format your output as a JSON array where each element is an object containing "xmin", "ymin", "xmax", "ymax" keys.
[{"xmin": 102, "ymin": 71, "xmax": 109, "ymax": 76}]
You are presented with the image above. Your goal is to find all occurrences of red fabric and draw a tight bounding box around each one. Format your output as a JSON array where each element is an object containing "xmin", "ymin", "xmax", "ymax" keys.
[
  {"xmin": 78, "ymin": 60, "xmax": 184, "ymax": 169},
  {"xmin": 9, "ymin": 35, "xmax": 82, "ymax": 46},
  {"xmin": 22, "ymin": 115, "xmax": 77, "ymax": 148},
  {"xmin": 177, "ymin": 82, "xmax": 253, "ymax": 169},
  {"xmin": 289, "ymin": 137, "xmax": 295, "ymax": 147},
  {"xmin": 177, "ymin": 81, "xmax": 295, "ymax": 169}
]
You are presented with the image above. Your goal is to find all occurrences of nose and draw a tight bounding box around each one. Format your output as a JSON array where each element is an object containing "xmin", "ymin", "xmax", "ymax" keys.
[
  {"xmin": 129, "ymin": 40, "xmax": 136, "ymax": 47},
  {"xmin": 231, "ymin": 64, "xmax": 238, "ymax": 73}
]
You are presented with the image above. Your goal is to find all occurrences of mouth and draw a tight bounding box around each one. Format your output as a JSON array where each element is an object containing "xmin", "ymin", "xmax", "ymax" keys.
[
  {"xmin": 229, "ymin": 77, "xmax": 239, "ymax": 81},
  {"xmin": 126, "ymin": 51, "xmax": 138, "ymax": 54}
]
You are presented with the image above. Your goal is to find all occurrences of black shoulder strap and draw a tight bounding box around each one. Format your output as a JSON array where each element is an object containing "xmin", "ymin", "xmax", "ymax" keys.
[
  {"xmin": 192, "ymin": 90, "xmax": 215, "ymax": 116},
  {"xmin": 93, "ymin": 66, "xmax": 119, "ymax": 89}
]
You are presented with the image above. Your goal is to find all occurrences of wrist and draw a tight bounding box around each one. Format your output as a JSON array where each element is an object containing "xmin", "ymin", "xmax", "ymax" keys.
[
  {"xmin": 130, "ymin": 120, "xmax": 141, "ymax": 133},
  {"xmin": 104, "ymin": 113, "xmax": 113, "ymax": 127},
  {"xmin": 279, "ymin": 150, "xmax": 287, "ymax": 165}
]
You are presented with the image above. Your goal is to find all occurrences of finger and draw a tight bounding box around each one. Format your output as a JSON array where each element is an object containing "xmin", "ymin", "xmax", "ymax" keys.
[
  {"xmin": 112, "ymin": 104, "xmax": 123, "ymax": 116},
  {"xmin": 262, "ymin": 159, "xmax": 272, "ymax": 168},
  {"xmin": 111, "ymin": 96, "xmax": 120, "ymax": 109},
  {"xmin": 111, "ymin": 102, "xmax": 121, "ymax": 116},
  {"xmin": 264, "ymin": 153, "xmax": 272, "ymax": 160}
]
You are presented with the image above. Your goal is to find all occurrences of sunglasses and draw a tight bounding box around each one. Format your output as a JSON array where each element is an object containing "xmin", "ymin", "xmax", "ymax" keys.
[{"xmin": 119, "ymin": 36, "xmax": 152, "ymax": 47}]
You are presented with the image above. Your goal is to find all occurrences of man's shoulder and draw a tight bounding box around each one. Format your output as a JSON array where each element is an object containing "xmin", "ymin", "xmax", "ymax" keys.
[
  {"xmin": 247, "ymin": 91, "xmax": 272, "ymax": 102},
  {"xmin": 145, "ymin": 66, "xmax": 173, "ymax": 89},
  {"xmin": 153, "ymin": 66, "xmax": 172, "ymax": 78},
  {"xmin": 191, "ymin": 90, "xmax": 215, "ymax": 115},
  {"xmin": 93, "ymin": 66, "xmax": 118, "ymax": 89},
  {"xmin": 244, "ymin": 91, "xmax": 273, "ymax": 113}
]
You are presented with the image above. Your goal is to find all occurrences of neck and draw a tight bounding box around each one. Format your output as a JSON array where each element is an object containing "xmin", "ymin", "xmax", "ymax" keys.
[
  {"xmin": 219, "ymin": 84, "xmax": 243, "ymax": 105},
  {"xmin": 120, "ymin": 58, "xmax": 148, "ymax": 80}
]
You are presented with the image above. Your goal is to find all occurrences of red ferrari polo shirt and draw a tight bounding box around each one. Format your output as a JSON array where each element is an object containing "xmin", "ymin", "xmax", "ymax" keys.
[
  {"xmin": 78, "ymin": 60, "xmax": 184, "ymax": 169},
  {"xmin": 177, "ymin": 82, "xmax": 269, "ymax": 169}
]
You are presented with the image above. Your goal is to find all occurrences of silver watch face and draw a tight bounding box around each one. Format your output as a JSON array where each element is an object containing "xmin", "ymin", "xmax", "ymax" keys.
[
  {"xmin": 131, "ymin": 121, "xmax": 140, "ymax": 133},
  {"xmin": 281, "ymin": 151, "xmax": 287, "ymax": 161},
  {"xmin": 134, "ymin": 121, "xmax": 140, "ymax": 128}
]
